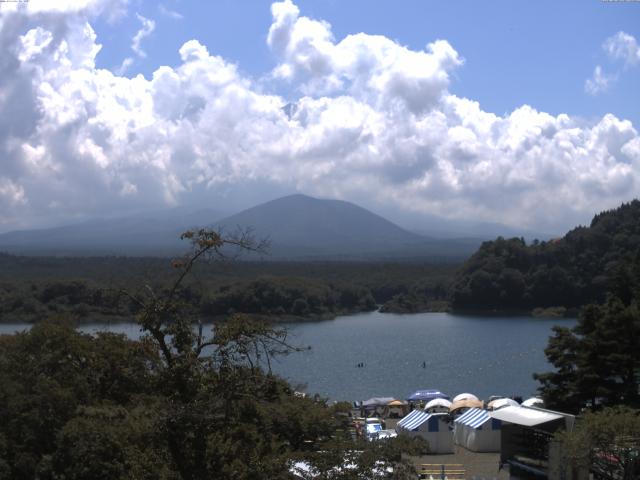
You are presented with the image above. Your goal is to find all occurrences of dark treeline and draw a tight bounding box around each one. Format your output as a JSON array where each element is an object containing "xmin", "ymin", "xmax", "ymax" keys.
[
  {"xmin": 450, "ymin": 199, "xmax": 640, "ymax": 312},
  {"xmin": 534, "ymin": 252, "xmax": 640, "ymax": 413},
  {"xmin": 0, "ymin": 254, "xmax": 458, "ymax": 323}
]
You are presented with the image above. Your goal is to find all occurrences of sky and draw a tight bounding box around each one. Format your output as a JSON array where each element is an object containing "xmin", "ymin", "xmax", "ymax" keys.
[{"xmin": 0, "ymin": 0, "xmax": 639, "ymax": 235}]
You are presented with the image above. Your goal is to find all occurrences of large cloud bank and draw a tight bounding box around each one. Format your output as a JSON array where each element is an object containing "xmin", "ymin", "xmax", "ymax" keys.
[{"xmin": 0, "ymin": 0, "xmax": 638, "ymax": 232}]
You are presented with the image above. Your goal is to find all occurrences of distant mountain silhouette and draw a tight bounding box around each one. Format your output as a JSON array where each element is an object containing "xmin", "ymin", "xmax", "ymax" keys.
[
  {"xmin": 0, "ymin": 208, "xmax": 224, "ymax": 256},
  {"xmin": 0, "ymin": 195, "xmax": 482, "ymax": 259},
  {"xmin": 215, "ymin": 194, "xmax": 479, "ymax": 259}
]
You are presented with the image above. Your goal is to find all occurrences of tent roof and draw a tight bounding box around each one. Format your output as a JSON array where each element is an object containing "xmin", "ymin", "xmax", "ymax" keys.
[
  {"xmin": 425, "ymin": 398, "xmax": 452, "ymax": 409},
  {"xmin": 450, "ymin": 399, "xmax": 484, "ymax": 412},
  {"xmin": 489, "ymin": 406, "xmax": 564, "ymax": 427},
  {"xmin": 521, "ymin": 397, "xmax": 544, "ymax": 407},
  {"xmin": 387, "ymin": 400, "xmax": 407, "ymax": 406},
  {"xmin": 488, "ymin": 398, "xmax": 520, "ymax": 410},
  {"xmin": 361, "ymin": 397, "xmax": 396, "ymax": 407},
  {"xmin": 452, "ymin": 392, "xmax": 479, "ymax": 402},
  {"xmin": 406, "ymin": 389, "xmax": 449, "ymax": 401},
  {"xmin": 397, "ymin": 410, "xmax": 432, "ymax": 431},
  {"xmin": 455, "ymin": 408, "xmax": 490, "ymax": 429}
]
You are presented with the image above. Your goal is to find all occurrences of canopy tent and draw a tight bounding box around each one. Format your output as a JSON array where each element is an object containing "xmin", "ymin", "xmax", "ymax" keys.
[
  {"xmin": 397, "ymin": 410, "xmax": 430, "ymax": 430},
  {"xmin": 450, "ymin": 399, "xmax": 484, "ymax": 413},
  {"xmin": 521, "ymin": 397, "xmax": 544, "ymax": 408},
  {"xmin": 487, "ymin": 398, "xmax": 520, "ymax": 410},
  {"xmin": 490, "ymin": 406, "xmax": 565, "ymax": 427},
  {"xmin": 396, "ymin": 411, "xmax": 453, "ymax": 454},
  {"xmin": 452, "ymin": 393, "xmax": 479, "ymax": 402},
  {"xmin": 387, "ymin": 399, "xmax": 409, "ymax": 418},
  {"xmin": 453, "ymin": 408, "xmax": 501, "ymax": 452},
  {"xmin": 406, "ymin": 390, "xmax": 449, "ymax": 402},
  {"xmin": 424, "ymin": 398, "xmax": 452, "ymax": 413},
  {"xmin": 361, "ymin": 397, "xmax": 395, "ymax": 416}
]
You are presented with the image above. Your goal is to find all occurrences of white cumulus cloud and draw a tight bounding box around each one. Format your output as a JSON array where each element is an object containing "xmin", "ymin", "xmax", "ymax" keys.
[
  {"xmin": 267, "ymin": 0, "xmax": 462, "ymax": 114},
  {"xmin": 0, "ymin": 0, "xmax": 638, "ymax": 234}
]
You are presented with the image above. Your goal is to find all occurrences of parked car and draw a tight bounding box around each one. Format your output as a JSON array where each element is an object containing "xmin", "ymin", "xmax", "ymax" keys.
[{"xmin": 365, "ymin": 421, "xmax": 383, "ymax": 441}]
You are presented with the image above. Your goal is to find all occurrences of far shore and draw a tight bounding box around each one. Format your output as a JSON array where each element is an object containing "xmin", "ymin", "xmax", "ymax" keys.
[{"xmin": 0, "ymin": 305, "xmax": 580, "ymax": 327}]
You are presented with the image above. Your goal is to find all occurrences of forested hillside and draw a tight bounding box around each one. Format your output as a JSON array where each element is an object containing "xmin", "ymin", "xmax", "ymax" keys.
[
  {"xmin": 450, "ymin": 200, "xmax": 640, "ymax": 312},
  {"xmin": 0, "ymin": 255, "xmax": 456, "ymax": 323}
]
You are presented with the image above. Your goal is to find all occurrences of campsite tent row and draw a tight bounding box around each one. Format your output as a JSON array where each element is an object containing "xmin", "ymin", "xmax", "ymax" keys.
[{"xmin": 396, "ymin": 405, "xmax": 572, "ymax": 453}]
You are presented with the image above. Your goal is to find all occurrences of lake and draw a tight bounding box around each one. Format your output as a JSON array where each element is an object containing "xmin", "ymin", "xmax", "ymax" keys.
[{"xmin": 0, "ymin": 311, "xmax": 575, "ymax": 402}]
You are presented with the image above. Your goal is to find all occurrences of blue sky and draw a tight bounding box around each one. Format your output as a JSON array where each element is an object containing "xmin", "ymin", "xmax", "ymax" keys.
[{"xmin": 0, "ymin": 0, "xmax": 639, "ymax": 234}]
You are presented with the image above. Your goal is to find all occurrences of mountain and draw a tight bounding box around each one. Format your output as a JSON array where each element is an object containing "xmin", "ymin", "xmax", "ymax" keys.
[
  {"xmin": 0, "ymin": 208, "xmax": 224, "ymax": 256},
  {"xmin": 0, "ymin": 194, "xmax": 485, "ymax": 259},
  {"xmin": 449, "ymin": 199, "xmax": 640, "ymax": 311},
  {"xmin": 215, "ymin": 194, "xmax": 479, "ymax": 259}
]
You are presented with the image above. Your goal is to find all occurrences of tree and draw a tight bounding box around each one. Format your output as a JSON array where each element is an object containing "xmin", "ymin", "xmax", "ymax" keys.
[
  {"xmin": 0, "ymin": 317, "xmax": 159, "ymax": 480},
  {"xmin": 558, "ymin": 407, "xmax": 640, "ymax": 480},
  {"xmin": 534, "ymin": 254, "xmax": 640, "ymax": 412},
  {"xmin": 0, "ymin": 228, "xmax": 422, "ymax": 480}
]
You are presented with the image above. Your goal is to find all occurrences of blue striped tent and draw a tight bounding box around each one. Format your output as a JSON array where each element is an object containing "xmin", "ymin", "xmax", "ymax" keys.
[
  {"xmin": 396, "ymin": 411, "xmax": 453, "ymax": 454},
  {"xmin": 453, "ymin": 408, "xmax": 501, "ymax": 452},
  {"xmin": 396, "ymin": 410, "xmax": 431, "ymax": 431},
  {"xmin": 455, "ymin": 408, "xmax": 490, "ymax": 428}
]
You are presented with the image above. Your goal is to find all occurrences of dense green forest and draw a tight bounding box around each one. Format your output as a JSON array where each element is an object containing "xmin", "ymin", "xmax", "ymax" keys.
[
  {"xmin": 0, "ymin": 254, "xmax": 456, "ymax": 323},
  {"xmin": 450, "ymin": 200, "xmax": 640, "ymax": 312}
]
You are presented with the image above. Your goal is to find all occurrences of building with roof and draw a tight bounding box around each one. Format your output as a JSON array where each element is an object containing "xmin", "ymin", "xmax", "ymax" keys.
[{"xmin": 490, "ymin": 406, "xmax": 575, "ymax": 479}]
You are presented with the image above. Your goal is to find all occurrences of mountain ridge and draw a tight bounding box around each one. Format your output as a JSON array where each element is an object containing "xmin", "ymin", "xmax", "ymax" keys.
[{"xmin": 0, "ymin": 194, "xmax": 481, "ymax": 259}]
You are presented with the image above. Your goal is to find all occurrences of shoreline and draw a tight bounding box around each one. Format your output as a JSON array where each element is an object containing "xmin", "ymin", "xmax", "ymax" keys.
[{"xmin": 0, "ymin": 304, "xmax": 580, "ymax": 326}]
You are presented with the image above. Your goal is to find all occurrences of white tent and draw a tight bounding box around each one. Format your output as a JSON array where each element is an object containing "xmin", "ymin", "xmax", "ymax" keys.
[
  {"xmin": 452, "ymin": 392, "xmax": 479, "ymax": 402},
  {"xmin": 453, "ymin": 408, "xmax": 501, "ymax": 452},
  {"xmin": 395, "ymin": 411, "xmax": 453, "ymax": 454},
  {"xmin": 521, "ymin": 397, "xmax": 544, "ymax": 408},
  {"xmin": 490, "ymin": 405, "xmax": 574, "ymax": 430},
  {"xmin": 424, "ymin": 398, "xmax": 452, "ymax": 413},
  {"xmin": 487, "ymin": 398, "xmax": 519, "ymax": 410}
]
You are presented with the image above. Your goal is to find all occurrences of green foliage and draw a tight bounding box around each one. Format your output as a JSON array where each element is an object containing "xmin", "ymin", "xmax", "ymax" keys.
[
  {"xmin": 201, "ymin": 277, "xmax": 376, "ymax": 319},
  {"xmin": 48, "ymin": 404, "xmax": 173, "ymax": 480},
  {"xmin": 0, "ymin": 229, "xmax": 424, "ymax": 479},
  {"xmin": 450, "ymin": 200, "xmax": 640, "ymax": 311},
  {"xmin": 557, "ymin": 407, "xmax": 640, "ymax": 480},
  {"xmin": 379, "ymin": 279, "xmax": 449, "ymax": 313},
  {"xmin": 534, "ymin": 255, "xmax": 640, "ymax": 413},
  {"xmin": 0, "ymin": 319, "xmax": 159, "ymax": 479},
  {"xmin": 0, "ymin": 254, "xmax": 457, "ymax": 323}
]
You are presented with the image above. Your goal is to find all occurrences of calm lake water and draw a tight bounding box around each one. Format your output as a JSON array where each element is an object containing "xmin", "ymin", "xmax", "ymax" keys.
[{"xmin": 0, "ymin": 311, "xmax": 575, "ymax": 402}]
